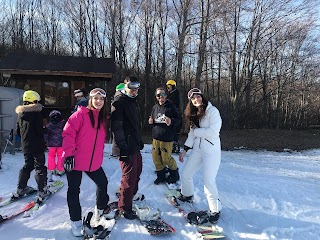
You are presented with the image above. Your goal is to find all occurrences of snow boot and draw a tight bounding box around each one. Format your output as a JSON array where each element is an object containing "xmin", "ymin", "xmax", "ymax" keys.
[
  {"xmin": 166, "ymin": 168, "xmax": 180, "ymax": 184},
  {"xmin": 71, "ymin": 220, "xmax": 84, "ymax": 237},
  {"xmin": 154, "ymin": 168, "xmax": 167, "ymax": 185}
]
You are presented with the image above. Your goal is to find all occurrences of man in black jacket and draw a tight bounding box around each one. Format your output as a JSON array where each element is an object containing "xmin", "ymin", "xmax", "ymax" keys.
[
  {"xmin": 111, "ymin": 76, "xmax": 144, "ymax": 220},
  {"xmin": 149, "ymin": 87, "xmax": 181, "ymax": 185},
  {"xmin": 14, "ymin": 90, "xmax": 48, "ymax": 201},
  {"xmin": 166, "ymin": 80, "xmax": 181, "ymax": 153}
]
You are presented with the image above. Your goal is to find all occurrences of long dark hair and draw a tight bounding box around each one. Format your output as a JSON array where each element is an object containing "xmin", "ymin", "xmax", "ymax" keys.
[
  {"xmin": 87, "ymin": 97, "xmax": 108, "ymax": 129},
  {"xmin": 184, "ymin": 95, "xmax": 208, "ymax": 129}
]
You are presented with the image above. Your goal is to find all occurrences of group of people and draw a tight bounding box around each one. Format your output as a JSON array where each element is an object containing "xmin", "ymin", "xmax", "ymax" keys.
[{"xmin": 13, "ymin": 77, "xmax": 222, "ymax": 237}]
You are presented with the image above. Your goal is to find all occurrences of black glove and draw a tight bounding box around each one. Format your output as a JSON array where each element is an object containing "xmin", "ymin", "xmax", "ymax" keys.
[
  {"xmin": 64, "ymin": 156, "xmax": 74, "ymax": 172},
  {"xmin": 139, "ymin": 140, "xmax": 144, "ymax": 150},
  {"xmin": 119, "ymin": 147, "xmax": 129, "ymax": 162}
]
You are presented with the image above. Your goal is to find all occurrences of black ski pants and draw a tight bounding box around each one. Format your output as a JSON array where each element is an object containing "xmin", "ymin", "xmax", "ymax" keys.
[
  {"xmin": 18, "ymin": 152, "xmax": 47, "ymax": 192},
  {"xmin": 66, "ymin": 167, "xmax": 109, "ymax": 221}
]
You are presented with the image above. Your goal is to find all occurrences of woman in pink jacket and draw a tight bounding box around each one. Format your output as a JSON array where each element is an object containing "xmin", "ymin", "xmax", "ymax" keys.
[{"xmin": 62, "ymin": 88, "xmax": 109, "ymax": 237}]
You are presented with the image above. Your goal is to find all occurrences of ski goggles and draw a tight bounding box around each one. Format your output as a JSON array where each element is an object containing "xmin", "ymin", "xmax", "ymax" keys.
[
  {"xmin": 89, "ymin": 88, "xmax": 107, "ymax": 98},
  {"xmin": 156, "ymin": 92, "xmax": 166, "ymax": 98},
  {"xmin": 126, "ymin": 81, "xmax": 140, "ymax": 90},
  {"xmin": 187, "ymin": 88, "xmax": 202, "ymax": 99}
]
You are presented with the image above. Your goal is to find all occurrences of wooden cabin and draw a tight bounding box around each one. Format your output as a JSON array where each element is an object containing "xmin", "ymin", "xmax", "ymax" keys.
[{"xmin": 0, "ymin": 53, "xmax": 115, "ymax": 119}]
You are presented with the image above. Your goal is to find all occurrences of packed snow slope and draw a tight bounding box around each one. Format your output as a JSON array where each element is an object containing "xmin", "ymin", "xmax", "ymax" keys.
[{"xmin": 0, "ymin": 144, "xmax": 319, "ymax": 240}]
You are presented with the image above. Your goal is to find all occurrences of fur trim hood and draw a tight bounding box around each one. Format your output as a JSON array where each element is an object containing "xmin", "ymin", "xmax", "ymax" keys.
[{"xmin": 15, "ymin": 103, "xmax": 43, "ymax": 114}]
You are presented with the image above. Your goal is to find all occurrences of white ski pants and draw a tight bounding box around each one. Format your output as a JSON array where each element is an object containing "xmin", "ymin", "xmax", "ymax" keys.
[{"xmin": 181, "ymin": 148, "xmax": 221, "ymax": 213}]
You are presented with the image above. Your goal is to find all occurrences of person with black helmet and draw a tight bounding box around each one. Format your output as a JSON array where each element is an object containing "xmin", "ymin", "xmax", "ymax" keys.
[
  {"xmin": 166, "ymin": 80, "xmax": 181, "ymax": 153},
  {"xmin": 14, "ymin": 90, "xmax": 49, "ymax": 201},
  {"xmin": 111, "ymin": 76, "xmax": 144, "ymax": 220}
]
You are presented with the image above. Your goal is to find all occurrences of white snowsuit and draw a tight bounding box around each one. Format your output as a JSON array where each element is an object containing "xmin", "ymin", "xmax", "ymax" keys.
[{"xmin": 181, "ymin": 102, "xmax": 222, "ymax": 213}]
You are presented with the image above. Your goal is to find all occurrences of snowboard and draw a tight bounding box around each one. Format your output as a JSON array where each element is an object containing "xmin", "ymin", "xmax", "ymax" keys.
[
  {"xmin": 134, "ymin": 203, "xmax": 176, "ymax": 235},
  {"xmin": 23, "ymin": 180, "xmax": 64, "ymax": 217},
  {"xmin": 115, "ymin": 190, "xmax": 175, "ymax": 235},
  {"xmin": 0, "ymin": 188, "xmax": 37, "ymax": 208},
  {"xmin": 0, "ymin": 201, "xmax": 36, "ymax": 224},
  {"xmin": 165, "ymin": 189, "xmax": 224, "ymax": 239},
  {"xmin": 83, "ymin": 201, "xmax": 119, "ymax": 240}
]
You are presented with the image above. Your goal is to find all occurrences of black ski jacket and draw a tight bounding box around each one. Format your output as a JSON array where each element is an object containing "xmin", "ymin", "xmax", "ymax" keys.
[
  {"xmin": 167, "ymin": 88, "xmax": 180, "ymax": 110},
  {"xmin": 16, "ymin": 104, "xmax": 46, "ymax": 154},
  {"xmin": 111, "ymin": 93, "xmax": 143, "ymax": 156}
]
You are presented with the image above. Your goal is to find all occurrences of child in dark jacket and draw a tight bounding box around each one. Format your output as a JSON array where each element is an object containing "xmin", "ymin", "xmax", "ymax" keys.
[{"xmin": 45, "ymin": 110, "xmax": 66, "ymax": 181}]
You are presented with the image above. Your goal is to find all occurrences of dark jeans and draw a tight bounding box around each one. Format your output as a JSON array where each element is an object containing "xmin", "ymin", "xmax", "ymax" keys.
[
  {"xmin": 66, "ymin": 167, "xmax": 109, "ymax": 221},
  {"xmin": 118, "ymin": 152, "xmax": 142, "ymax": 211},
  {"xmin": 18, "ymin": 152, "xmax": 47, "ymax": 192}
]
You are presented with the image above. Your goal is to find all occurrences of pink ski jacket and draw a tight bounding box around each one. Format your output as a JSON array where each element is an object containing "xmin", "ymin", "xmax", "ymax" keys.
[{"xmin": 62, "ymin": 106, "xmax": 107, "ymax": 172}]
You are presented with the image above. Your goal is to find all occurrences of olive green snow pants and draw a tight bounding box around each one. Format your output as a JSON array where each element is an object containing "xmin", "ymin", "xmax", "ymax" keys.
[{"xmin": 151, "ymin": 139, "xmax": 178, "ymax": 171}]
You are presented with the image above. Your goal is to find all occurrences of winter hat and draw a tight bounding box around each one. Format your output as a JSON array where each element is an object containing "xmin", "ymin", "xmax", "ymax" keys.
[
  {"xmin": 187, "ymin": 88, "xmax": 202, "ymax": 99},
  {"xmin": 74, "ymin": 89, "xmax": 84, "ymax": 97},
  {"xmin": 116, "ymin": 83, "xmax": 125, "ymax": 91},
  {"xmin": 49, "ymin": 110, "xmax": 61, "ymax": 120}
]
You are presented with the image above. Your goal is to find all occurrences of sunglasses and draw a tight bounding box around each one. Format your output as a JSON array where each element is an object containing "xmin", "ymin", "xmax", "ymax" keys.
[
  {"xmin": 126, "ymin": 81, "xmax": 140, "ymax": 90},
  {"xmin": 187, "ymin": 88, "xmax": 202, "ymax": 99},
  {"xmin": 156, "ymin": 92, "xmax": 166, "ymax": 98},
  {"xmin": 89, "ymin": 88, "xmax": 107, "ymax": 98}
]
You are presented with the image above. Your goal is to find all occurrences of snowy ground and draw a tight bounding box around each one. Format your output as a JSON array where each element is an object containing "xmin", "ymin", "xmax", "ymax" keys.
[{"xmin": 0, "ymin": 144, "xmax": 320, "ymax": 240}]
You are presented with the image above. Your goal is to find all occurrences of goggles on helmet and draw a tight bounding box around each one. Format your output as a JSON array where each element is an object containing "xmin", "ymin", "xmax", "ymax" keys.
[
  {"xmin": 89, "ymin": 88, "xmax": 107, "ymax": 98},
  {"xmin": 187, "ymin": 88, "xmax": 202, "ymax": 99},
  {"xmin": 126, "ymin": 81, "xmax": 140, "ymax": 90}
]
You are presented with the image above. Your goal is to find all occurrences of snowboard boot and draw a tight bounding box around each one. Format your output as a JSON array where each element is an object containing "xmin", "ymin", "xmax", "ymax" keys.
[
  {"xmin": 166, "ymin": 168, "xmax": 180, "ymax": 184},
  {"xmin": 178, "ymin": 194, "xmax": 193, "ymax": 203},
  {"xmin": 13, "ymin": 186, "xmax": 35, "ymax": 198},
  {"xmin": 208, "ymin": 211, "xmax": 220, "ymax": 223},
  {"xmin": 71, "ymin": 220, "xmax": 84, "ymax": 237},
  {"xmin": 154, "ymin": 168, "xmax": 167, "ymax": 185},
  {"xmin": 121, "ymin": 209, "xmax": 138, "ymax": 220}
]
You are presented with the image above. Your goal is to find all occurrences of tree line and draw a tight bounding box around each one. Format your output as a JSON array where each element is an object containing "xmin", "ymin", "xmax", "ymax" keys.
[{"xmin": 0, "ymin": 0, "xmax": 319, "ymax": 130}]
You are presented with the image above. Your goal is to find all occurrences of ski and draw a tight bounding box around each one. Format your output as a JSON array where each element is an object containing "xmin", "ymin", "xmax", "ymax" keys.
[
  {"xmin": 0, "ymin": 201, "xmax": 35, "ymax": 224},
  {"xmin": 83, "ymin": 201, "xmax": 119, "ymax": 239},
  {"xmin": 0, "ymin": 189, "xmax": 37, "ymax": 208},
  {"xmin": 23, "ymin": 180, "xmax": 64, "ymax": 218},
  {"xmin": 165, "ymin": 189, "xmax": 224, "ymax": 239}
]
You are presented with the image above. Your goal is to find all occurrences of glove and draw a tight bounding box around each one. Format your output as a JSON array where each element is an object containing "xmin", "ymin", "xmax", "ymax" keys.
[
  {"xmin": 139, "ymin": 140, "xmax": 144, "ymax": 150},
  {"xmin": 119, "ymin": 147, "xmax": 129, "ymax": 162},
  {"xmin": 64, "ymin": 156, "xmax": 74, "ymax": 172}
]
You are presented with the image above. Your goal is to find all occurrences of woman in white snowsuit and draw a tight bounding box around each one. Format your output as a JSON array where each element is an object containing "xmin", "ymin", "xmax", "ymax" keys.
[{"xmin": 179, "ymin": 88, "xmax": 222, "ymax": 223}]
